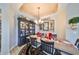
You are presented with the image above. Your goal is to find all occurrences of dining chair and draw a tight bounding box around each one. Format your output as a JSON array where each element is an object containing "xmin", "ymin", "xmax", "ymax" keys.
[
  {"xmin": 29, "ymin": 37, "xmax": 41, "ymax": 55},
  {"xmin": 30, "ymin": 37, "xmax": 37, "ymax": 48},
  {"xmin": 40, "ymin": 40, "xmax": 55, "ymax": 55},
  {"xmin": 75, "ymin": 38, "xmax": 79, "ymax": 50}
]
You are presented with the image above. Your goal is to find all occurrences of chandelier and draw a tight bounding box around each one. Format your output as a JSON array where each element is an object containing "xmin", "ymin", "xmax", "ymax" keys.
[{"xmin": 35, "ymin": 7, "xmax": 43, "ymax": 24}]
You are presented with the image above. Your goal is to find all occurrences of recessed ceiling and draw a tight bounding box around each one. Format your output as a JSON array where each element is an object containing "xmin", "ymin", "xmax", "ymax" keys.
[{"xmin": 20, "ymin": 3, "xmax": 58, "ymax": 17}]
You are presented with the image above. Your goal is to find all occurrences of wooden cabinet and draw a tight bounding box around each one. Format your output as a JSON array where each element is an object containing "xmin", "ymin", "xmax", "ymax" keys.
[{"xmin": 18, "ymin": 17, "xmax": 35, "ymax": 46}]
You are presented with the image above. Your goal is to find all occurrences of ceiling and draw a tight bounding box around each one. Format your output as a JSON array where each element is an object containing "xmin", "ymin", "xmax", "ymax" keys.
[{"xmin": 20, "ymin": 3, "xmax": 58, "ymax": 17}]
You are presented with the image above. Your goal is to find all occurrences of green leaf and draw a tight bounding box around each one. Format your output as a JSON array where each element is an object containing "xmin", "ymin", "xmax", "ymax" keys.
[{"xmin": 69, "ymin": 17, "xmax": 79, "ymax": 24}]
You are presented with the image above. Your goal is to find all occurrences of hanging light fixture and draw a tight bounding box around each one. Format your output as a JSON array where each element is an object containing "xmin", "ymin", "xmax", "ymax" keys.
[{"xmin": 35, "ymin": 7, "xmax": 43, "ymax": 24}]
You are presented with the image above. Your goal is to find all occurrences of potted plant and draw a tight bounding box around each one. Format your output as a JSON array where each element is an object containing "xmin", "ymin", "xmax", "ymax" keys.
[{"xmin": 69, "ymin": 17, "xmax": 79, "ymax": 30}]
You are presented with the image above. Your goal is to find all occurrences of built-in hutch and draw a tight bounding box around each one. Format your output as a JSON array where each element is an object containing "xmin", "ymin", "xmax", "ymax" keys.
[{"xmin": 18, "ymin": 16, "xmax": 35, "ymax": 46}]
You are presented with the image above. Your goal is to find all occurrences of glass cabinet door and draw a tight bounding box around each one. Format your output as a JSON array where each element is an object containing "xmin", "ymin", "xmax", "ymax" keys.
[
  {"xmin": 25, "ymin": 22, "xmax": 29, "ymax": 35},
  {"xmin": 20, "ymin": 21, "xmax": 26, "ymax": 37}
]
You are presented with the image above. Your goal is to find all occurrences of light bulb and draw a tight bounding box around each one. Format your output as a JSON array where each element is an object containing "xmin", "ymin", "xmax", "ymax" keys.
[
  {"xmin": 39, "ymin": 19, "xmax": 41, "ymax": 23},
  {"xmin": 35, "ymin": 20, "xmax": 38, "ymax": 24},
  {"xmin": 41, "ymin": 20, "xmax": 44, "ymax": 23}
]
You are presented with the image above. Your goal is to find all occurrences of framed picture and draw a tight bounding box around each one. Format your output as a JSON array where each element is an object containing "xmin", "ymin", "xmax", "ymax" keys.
[
  {"xmin": 50, "ymin": 20, "xmax": 54, "ymax": 31},
  {"xmin": 43, "ymin": 22, "xmax": 49, "ymax": 31},
  {"xmin": 39, "ymin": 24, "xmax": 43, "ymax": 30}
]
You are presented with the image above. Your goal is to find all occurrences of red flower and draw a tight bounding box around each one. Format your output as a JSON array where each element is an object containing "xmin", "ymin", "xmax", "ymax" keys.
[
  {"xmin": 46, "ymin": 32, "xmax": 53, "ymax": 40},
  {"xmin": 36, "ymin": 32, "xmax": 42, "ymax": 37}
]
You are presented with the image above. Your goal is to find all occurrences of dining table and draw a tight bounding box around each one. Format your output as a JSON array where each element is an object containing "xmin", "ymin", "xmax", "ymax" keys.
[{"xmin": 30, "ymin": 35, "xmax": 79, "ymax": 55}]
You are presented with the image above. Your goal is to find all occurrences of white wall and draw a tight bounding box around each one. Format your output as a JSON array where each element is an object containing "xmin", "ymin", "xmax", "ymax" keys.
[
  {"xmin": 0, "ymin": 3, "xmax": 21, "ymax": 54},
  {"xmin": 8, "ymin": 4, "xmax": 17, "ymax": 50},
  {"xmin": 0, "ymin": 4, "xmax": 10, "ymax": 54},
  {"xmin": 66, "ymin": 3, "xmax": 79, "ymax": 44},
  {"xmin": 55, "ymin": 4, "xmax": 67, "ymax": 39}
]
